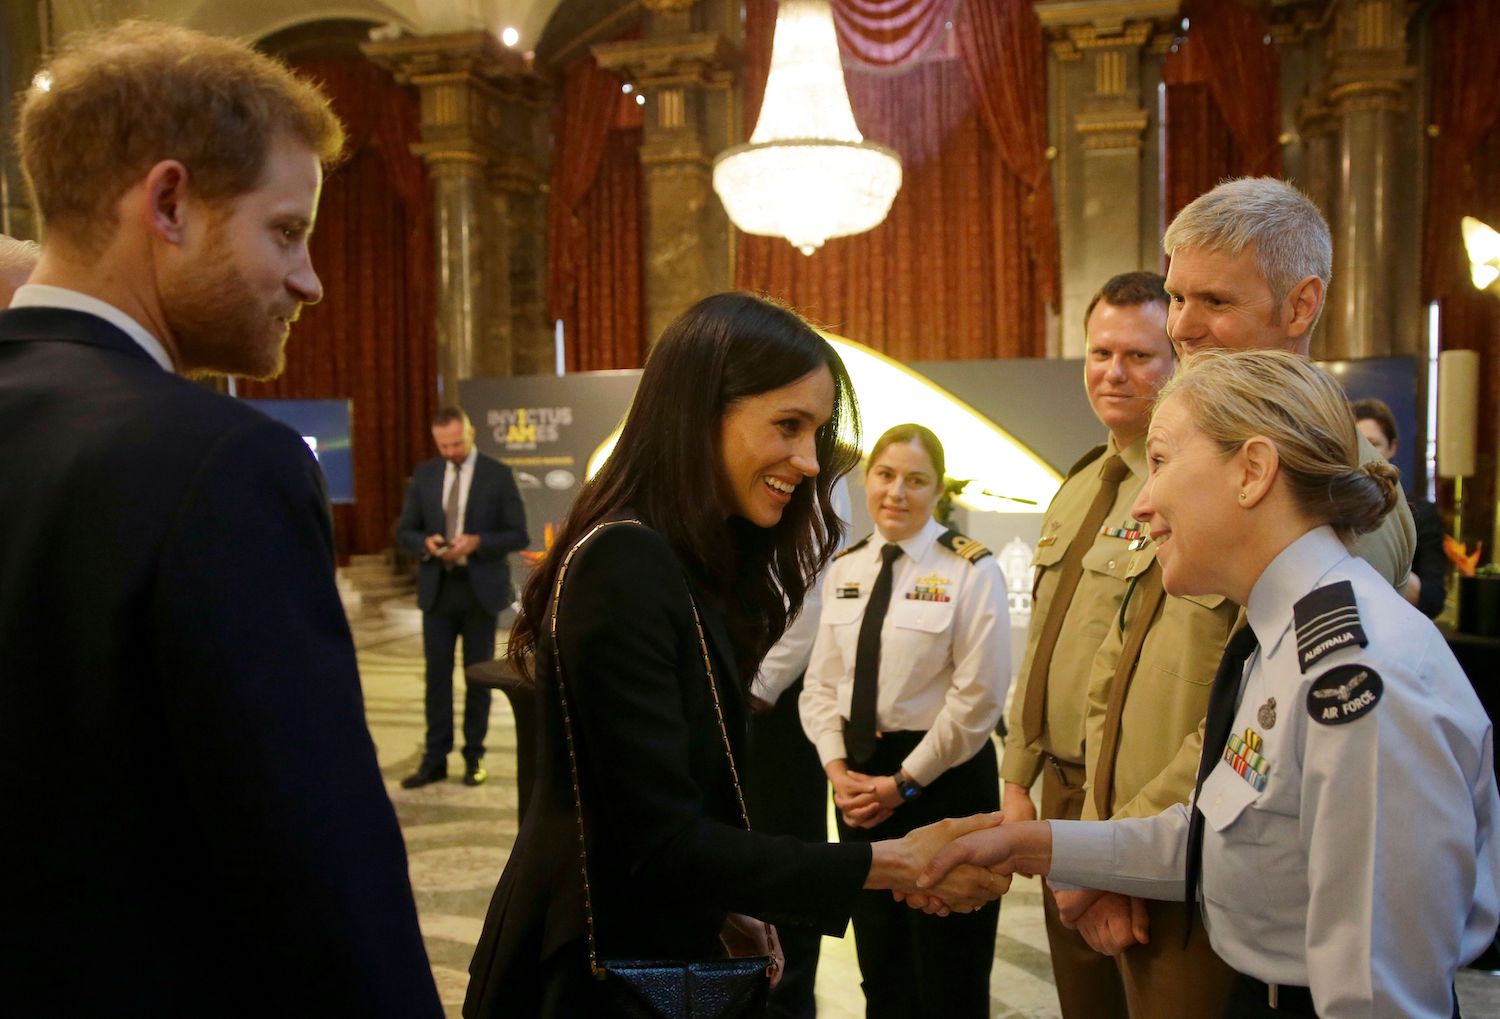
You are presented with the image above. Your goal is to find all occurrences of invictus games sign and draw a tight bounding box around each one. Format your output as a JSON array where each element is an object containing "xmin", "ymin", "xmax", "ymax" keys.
[
  {"xmin": 488, "ymin": 406, "xmax": 573, "ymax": 450},
  {"xmin": 462, "ymin": 372, "xmax": 642, "ymax": 572}
]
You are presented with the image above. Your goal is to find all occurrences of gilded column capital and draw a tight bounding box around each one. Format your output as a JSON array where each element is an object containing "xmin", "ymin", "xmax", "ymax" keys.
[
  {"xmin": 1036, "ymin": 0, "xmax": 1180, "ymax": 61},
  {"xmin": 363, "ymin": 31, "xmax": 549, "ymax": 168},
  {"xmin": 591, "ymin": 32, "xmax": 738, "ymax": 92},
  {"xmin": 1039, "ymin": 3, "xmax": 1174, "ymax": 152},
  {"xmin": 1325, "ymin": 0, "xmax": 1417, "ymax": 115}
]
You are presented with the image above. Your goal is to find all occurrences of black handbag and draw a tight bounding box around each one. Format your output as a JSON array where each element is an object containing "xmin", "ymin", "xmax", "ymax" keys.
[{"xmin": 549, "ymin": 519, "xmax": 776, "ymax": 1019}]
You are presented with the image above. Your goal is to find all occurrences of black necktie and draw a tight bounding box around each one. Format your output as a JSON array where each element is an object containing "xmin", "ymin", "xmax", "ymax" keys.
[
  {"xmin": 1183, "ymin": 623, "xmax": 1259, "ymax": 942},
  {"xmin": 847, "ymin": 543, "xmax": 902, "ymax": 765}
]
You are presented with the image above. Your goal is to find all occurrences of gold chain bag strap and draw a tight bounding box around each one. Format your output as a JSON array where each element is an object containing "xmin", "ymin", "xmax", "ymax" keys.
[{"xmin": 549, "ymin": 519, "xmax": 776, "ymax": 1018}]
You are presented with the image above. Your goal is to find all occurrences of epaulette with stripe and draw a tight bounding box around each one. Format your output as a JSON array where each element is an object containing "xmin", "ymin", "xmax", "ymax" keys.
[
  {"xmin": 937, "ymin": 528, "xmax": 991, "ymax": 563},
  {"xmin": 833, "ymin": 535, "xmax": 871, "ymax": 560},
  {"xmin": 1065, "ymin": 443, "xmax": 1108, "ymax": 481},
  {"xmin": 1292, "ymin": 580, "xmax": 1367, "ymax": 673}
]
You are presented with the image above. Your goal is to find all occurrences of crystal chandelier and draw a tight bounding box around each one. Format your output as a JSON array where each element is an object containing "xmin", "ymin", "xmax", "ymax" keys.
[{"xmin": 713, "ymin": 0, "xmax": 902, "ymax": 255}]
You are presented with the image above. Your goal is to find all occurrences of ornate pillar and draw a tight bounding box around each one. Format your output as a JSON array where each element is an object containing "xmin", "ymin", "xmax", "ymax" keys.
[
  {"xmin": 0, "ymin": 1, "xmax": 44, "ymax": 239},
  {"xmin": 1041, "ymin": 2, "xmax": 1179, "ymax": 357},
  {"xmin": 594, "ymin": 0, "xmax": 737, "ymax": 344},
  {"xmin": 364, "ymin": 33, "xmax": 549, "ymax": 400},
  {"xmin": 1323, "ymin": 0, "xmax": 1416, "ymax": 359}
]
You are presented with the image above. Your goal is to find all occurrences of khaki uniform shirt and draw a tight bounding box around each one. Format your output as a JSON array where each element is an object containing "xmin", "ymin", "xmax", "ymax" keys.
[
  {"xmin": 1001, "ymin": 434, "xmax": 1147, "ymax": 786},
  {"xmin": 1080, "ymin": 431, "xmax": 1418, "ymax": 821}
]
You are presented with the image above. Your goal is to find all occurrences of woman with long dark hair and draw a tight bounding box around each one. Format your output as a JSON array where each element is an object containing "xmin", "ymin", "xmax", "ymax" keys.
[{"xmin": 464, "ymin": 293, "xmax": 1004, "ymax": 1018}]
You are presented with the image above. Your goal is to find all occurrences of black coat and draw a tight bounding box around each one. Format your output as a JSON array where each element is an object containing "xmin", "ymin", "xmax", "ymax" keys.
[
  {"xmin": 396, "ymin": 452, "xmax": 528, "ymax": 615},
  {"xmin": 0, "ymin": 307, "xmax": 441, "ymax": 1017},
  {"xmin": 465, "ymin": 520, "xmax": 870, "ymax": 1018}
]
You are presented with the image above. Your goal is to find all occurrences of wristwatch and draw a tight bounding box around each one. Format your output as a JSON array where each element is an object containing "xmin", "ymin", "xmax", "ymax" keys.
[{"xmin": 894, "ymin": 773, "xmax": 924, "ymax": 803}]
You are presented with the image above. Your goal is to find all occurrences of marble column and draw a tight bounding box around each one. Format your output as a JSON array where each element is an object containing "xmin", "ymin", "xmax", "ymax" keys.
[
  {"xmin": 0, "ymin": 2, "xmax": 44, "ymax": 240},
  {"xmin": 1323, "ymin": 0, "xmax": 1416, "ymax": 359},
  {"xmin": 364, "ymin": 32, "xmax": 549, "ymax": 398},
  {"xmin": 1040, "ymin": 2, "xmax": 1179, "ymax": 357},
  {"xmin": 594, "ymin": 1, "xmax": 737, "ymax": 345}
]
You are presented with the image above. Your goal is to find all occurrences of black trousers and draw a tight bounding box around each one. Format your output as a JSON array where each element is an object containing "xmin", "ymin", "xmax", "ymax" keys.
[
  {"xmin": 836, "ymin": 733, "xmax": 1000, "ymax": 1019},
  {"xmin": 420, "ymin": 568, "xmax": 496, "ymax": 764},
  {"xmin": 1223, "ymin": 974, "xmax": 1462, "ymax": 1018},
  {"xmin": 746, "ymin": 675, "xmax": 828, "ymax": 1019}
]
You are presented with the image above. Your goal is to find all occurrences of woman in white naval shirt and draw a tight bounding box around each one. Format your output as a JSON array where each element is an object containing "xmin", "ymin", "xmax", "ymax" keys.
[
  {"xmin": 800, "ymin": 423, "xmax": 1011, "ymax": 1018},
  {"xmin": 916, "ymin": 351, "xmax": 1500, "ymax": 1019}
]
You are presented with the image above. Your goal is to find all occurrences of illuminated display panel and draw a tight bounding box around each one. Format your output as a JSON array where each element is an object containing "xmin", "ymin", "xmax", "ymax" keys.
[{"xmin": 587, "ymin": 332, "xmax": 1062, "ymax": 513}]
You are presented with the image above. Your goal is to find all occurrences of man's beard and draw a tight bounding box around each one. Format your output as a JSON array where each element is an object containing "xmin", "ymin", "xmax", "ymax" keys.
[{"xmin": 162, "ymin": 245, "xmax": 292, "ymax": 381}]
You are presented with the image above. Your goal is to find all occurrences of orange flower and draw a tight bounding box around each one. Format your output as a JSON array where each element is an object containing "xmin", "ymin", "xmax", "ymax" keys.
[{"xmin": 1444, "ymin": 535, "xmax": 1483, "ymax": 577}]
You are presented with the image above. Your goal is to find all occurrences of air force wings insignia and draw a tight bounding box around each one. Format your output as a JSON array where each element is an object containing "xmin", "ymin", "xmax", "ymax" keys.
[
  {"xmin": 1306, "ymin": 663, "xmax": 1383, "ymax": 725},
  {"xmin": 1292, "ymin": 580, "xmax": 1368, "ymax": 674}
]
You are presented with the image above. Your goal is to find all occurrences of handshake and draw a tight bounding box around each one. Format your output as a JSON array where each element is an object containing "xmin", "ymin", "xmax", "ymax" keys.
[
  {"xmin": 866, "ymin": 813, "xmax": 1055, "ymax": 917},
  {"xmin": 875, "ymin": 813, "xmax": 1147, "ymax": 957}
]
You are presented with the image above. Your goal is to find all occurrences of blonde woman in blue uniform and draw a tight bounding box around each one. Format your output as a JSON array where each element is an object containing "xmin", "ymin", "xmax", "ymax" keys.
[
  {"xmin": 800, "ymin": 423, "xmax": 1011, "ymax": 1018},
  {"xmin": 917, "ymin": 351, "xmax": 1500, "ymax": 1018}
]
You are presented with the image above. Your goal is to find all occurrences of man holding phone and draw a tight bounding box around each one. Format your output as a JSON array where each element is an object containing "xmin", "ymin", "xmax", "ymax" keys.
[{"xmin": 397, "ymin": 406, "xmax": 528, "ymax": 788}]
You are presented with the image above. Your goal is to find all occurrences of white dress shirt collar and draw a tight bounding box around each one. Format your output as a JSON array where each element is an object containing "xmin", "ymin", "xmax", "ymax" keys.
[
  {"xmin": 9, "ymin": 284, "xmax": 175, "ymax": 373},
  {"xmin": 872, "ymin": 515, "xmax": 944, "ymax": 564},
  {"xmin": 1245, "ymin": 525, "xmax": 1352, "ymax": 657},
  {"xmin": 451, "ymin": 446, "xmax": 477, "ymax": 474}
]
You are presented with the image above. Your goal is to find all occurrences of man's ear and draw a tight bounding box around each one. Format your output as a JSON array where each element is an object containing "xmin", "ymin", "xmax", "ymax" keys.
[
  {"xmin": 141, "ymin": 160, "xmax": 191, "ymax": 244},
  {"xmin": 1237, "ymin": 436, "xmax": 1280, "ymax": 509},
  {"xmin": 1282, "ymin": 274, "xmax": 1324, "ymax": 349}
]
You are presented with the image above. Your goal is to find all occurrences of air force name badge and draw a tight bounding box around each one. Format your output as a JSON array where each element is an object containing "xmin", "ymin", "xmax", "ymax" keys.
[
  {"xmin": 1306, "ymin": 664, "xmax": 1383, "ymax": 725},
  {"xmin": 1292, "ymin": 580, "xmax": 1368, "ymax": 673}
]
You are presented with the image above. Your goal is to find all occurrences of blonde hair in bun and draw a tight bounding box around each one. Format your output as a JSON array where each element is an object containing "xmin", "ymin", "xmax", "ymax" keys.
[{"xmin": 1158, "ymin": 350, "xmax": 1401, "ymax": 539}]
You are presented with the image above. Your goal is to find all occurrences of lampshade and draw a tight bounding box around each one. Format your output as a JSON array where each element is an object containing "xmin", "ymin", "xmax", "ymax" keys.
[
  {"xmin": 1461, "ymin": 215, "xmax": 1500, "ymax": 293},
  {"xmin": 712, "ymin": 0, "xmax": 902, "ymax": 255}
]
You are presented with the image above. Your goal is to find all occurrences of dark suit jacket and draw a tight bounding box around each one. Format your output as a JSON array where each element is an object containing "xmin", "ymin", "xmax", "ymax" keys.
[
  {"xmin": 464, "ymin": 519, "xmax": 870, "ymax": 1019},
  {"xmin": 396, "ymin": 452, "xmax": 528, "ymax": 615},
  {"xmin": 0, "ymin": 307, "xmax": 441, "ymax": 1017}
]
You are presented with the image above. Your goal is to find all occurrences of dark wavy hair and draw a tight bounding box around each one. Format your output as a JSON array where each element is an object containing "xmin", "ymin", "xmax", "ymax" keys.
[{"xmin": 510, "ymin": 292, "xmax": 862, "ymax": 681}]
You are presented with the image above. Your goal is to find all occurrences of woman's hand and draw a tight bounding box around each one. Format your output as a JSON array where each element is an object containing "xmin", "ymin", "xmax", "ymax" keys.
[
  {"xmin": 867, "ymin": 813, "xmax": 1010, "ymax": 913},
  {"xmin": 720, "ymin": 914, "xmax": 784, "ymax": 987}
]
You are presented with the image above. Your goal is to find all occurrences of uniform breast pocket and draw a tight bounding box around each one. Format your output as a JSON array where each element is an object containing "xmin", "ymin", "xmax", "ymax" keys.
[
  {"xmin": 1198, "ymin": 763, "xmax": 1260, "ymax": 835},
  {"xmin": 886, "ymin": 599, "xmax": 956, "ymax": 683},
  {"xmin": 1199, "ymin": 755, "xmax": 1301, "ymax": 916},
  {"xmin": 822, "ymin": 598, "xmax": 865, "ymax": 628},
  {"xmin": 1080, "ymin": 539, "xmax": 1134, "ymax": 584},
  {"xmin": 1030, "ymin": 539, "xmax": 1069, "ymax": 600}
]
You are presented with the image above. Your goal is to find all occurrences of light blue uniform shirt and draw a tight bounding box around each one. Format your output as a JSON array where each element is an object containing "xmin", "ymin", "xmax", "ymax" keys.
[{"xmin": 1050, "ymin": 526, "xmax": 1500, "ymax": 1018}]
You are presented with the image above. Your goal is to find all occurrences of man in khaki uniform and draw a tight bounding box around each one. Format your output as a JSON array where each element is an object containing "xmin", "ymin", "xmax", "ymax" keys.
[
  {"xmin": 1055, "ymin": 177, "xmax": 1417, "ymax": 1019},
  {"xmin": 1000, "ymin": 271, "xmax": 1174, "ymax": 1018}
]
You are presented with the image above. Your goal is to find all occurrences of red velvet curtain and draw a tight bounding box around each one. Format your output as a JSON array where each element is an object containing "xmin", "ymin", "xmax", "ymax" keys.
[
  {"xmin": 832, "ymin": 0, "xmax": 958, "ymax": 68},
  {"xmin": 735, "ymin": 0, "xmax": 1051, "ymax": 359},
  {"xmin": 1163, "ymin": 84, "xmax": 1239, "ymax": 222},
  {"xmin": 238, "ymin": 59, "xmax": 435, "ymax": 562},
  {"xmin": 548, "ymin": 57, "xmax": 646, "ymax": 370},
  {"xmin": 1162, "ymin": 2, "xmax": 1280, "ymax": 221},
  {"xmin": 567, "ymin": 125, "xmax": 645, "ymax": 371},
  {"xmin": 954, "ymin": 0, "xmax": 1058, "ymax": 310},
  {"xmin": 1426, "ymin": 0, "xmax": 1500, "ymax": 553}
]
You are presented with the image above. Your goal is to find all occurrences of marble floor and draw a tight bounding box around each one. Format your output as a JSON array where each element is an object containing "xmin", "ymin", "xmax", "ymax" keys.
[{"xmin": 354, "ymin": 612, "xmax": 1500, "ymax": 1018}]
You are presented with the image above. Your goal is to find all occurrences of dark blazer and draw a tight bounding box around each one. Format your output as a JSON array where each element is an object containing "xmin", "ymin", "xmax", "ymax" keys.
[
  {"xmin": 0, "ymin": 307, "xmax": 441, "ymax": 1017},
  {"xmin": 464, "ymin": 519, "xmax": 870, "ymax": 1019},
  {"xmin": 396, "ymin": 452, "xmax": 528, "ymax": 615}
]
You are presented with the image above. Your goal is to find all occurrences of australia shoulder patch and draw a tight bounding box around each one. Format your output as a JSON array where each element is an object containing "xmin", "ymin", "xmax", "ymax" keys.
[
  {"xmin": 1306, "ymin": 663, "xmax": 1383, "ymax": 725},
  {"xmin": 938, "ymin": 529, "xmax": 991, "ymax": 563},
  {"xmin": 1292, "ymin": 580, "xmax": 1368, "ymax": 673}
]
